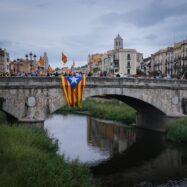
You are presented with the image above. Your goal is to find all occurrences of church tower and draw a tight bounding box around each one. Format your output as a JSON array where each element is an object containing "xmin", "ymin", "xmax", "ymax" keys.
[
  {"xmin": 114, "ymin": 34, "xmax": 123, "ymax": 50},
  {"xmin": 43, "ymin": 52, "xmax": 48, "ymax": 71}
]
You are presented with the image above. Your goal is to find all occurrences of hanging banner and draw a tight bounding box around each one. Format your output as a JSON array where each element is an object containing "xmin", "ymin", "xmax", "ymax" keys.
[{"xmin": 61, "ymin": 75, "xmax": 86, "ymax": 108}]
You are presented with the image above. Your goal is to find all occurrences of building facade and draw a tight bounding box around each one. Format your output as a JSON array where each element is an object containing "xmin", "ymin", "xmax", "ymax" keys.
[
  {"xmin": 102, "ymin": 35, "xmax": 143, "ymax": 76},
  {"xmin": 141, "ymin": 39, "xmax": 187, "ymax": 79},
  {"xmin": 37, "ymin": 52, "xmax": 49, "ymax": 76},
  {"xmin": 181, "ymin": 40, "xmax": 187, "ymax": 77},
  {"xmin": 151, "ymin": 48, "xmax": 167, "ymax": 75},
  {"xmin": 0, "ymin": 48, "xmax": 10, "ymax": 75},
  {"xmin": 102, "ymin": 52, "xmax": 113, "ymax": 75},
  {"xmin": 139, "ymin": 57, "xmax": 151, "ymax": 75},
  {"xmin": 166, "ymin": 47, "xmax": 174, "ymax": 76},
  {"xmin": 9, "ymin": 52, "xmax": 49, "ymax": 76},
  {"xmin": 87, "ymin": 53, "xmax": 103, "ymax": 76}
]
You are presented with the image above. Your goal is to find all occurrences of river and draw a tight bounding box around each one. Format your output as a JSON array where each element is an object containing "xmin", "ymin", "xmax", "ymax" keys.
[{"xmin": 44, "ymin": 114, "xmax": 187, "ymax": 187}]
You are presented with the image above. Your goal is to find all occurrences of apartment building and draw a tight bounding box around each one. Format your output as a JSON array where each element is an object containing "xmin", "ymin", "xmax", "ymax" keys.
[
  {"xmin": 102, "ymin": 34, "xmax": 143, "ymax": 76},
  {"xmin": 87, "ymin": 53, "xmax": 103, "ymax": 75},
  {"xmin": 139, "ymin": 57, "xmax": 151, "ymax": 75},
  {"xmin": 151, "ymin": 48, "xmax": 167, "ymax": 75},
  {"xmin": 166, "ymin": 47, "xmax": 174, "ymax": 76},
  {"xmin": 142, "ymin": 39, "xmax": 187, "ymax": 78},
  {"xmin": 0, "ymin": 48, "xmax": 10, "ymax": 75},
  {"xmin": 181, "ymin": 40, "xmax": 187, "ymax": 75}
]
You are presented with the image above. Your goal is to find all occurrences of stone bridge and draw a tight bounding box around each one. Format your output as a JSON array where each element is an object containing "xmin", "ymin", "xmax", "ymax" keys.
[{"xmin": 0, "ymin": 77, "xmax": 187, "ymax": 131}]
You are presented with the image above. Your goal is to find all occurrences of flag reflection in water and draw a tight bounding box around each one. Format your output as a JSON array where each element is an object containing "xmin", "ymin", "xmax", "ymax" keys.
[{"xmin": 87, "ymin": 117, "xmax": 136, "ymax": 156}]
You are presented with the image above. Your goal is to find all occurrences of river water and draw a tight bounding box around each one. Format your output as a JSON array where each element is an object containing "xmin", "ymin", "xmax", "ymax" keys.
[{"xmin": 44, "ymin": 114, "xmax": 187, "ymax": 187}]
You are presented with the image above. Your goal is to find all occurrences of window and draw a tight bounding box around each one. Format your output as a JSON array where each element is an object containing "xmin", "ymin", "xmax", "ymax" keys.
[
  {"xmin": 127, "ymin": 54, "xmax": 131, "ymax": 60},
  {"xmin": 128, "ymin": 69, "xmax": 130, "ymax": 74}
]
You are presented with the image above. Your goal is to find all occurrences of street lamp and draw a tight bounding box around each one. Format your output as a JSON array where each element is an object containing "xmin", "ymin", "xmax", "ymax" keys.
[
  {"xmin": 25, "ymin": 54, "xmax": 28, "ymax": 60},
  {"xmin": 29, "ymin": 52, "xmax": 33, "ymax": 60}
]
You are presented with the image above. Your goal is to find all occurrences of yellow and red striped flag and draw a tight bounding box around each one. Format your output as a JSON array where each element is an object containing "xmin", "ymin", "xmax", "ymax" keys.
[
  {"xmin": 48, "ymin": 65, "xmax": 53, "ymax": 74},
  {"xmin": 38, "ymin": 57, "xmax": 45, "ymax": 66},
  {"xmin": 61, "ymin": 75, "xmax": 86, "ymax": 108},
  {"xmin": 62, "ymin": 52, "xmax": 67, "ymax": 64}
]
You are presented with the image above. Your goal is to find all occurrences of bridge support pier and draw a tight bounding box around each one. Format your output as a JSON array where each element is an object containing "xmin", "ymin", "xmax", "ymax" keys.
[{"xmin": 136, "ymin": 112, "xmax": 180, "ymax": 132}]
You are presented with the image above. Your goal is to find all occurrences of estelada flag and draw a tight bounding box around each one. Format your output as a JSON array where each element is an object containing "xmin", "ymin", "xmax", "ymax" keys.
[
  {"xmin": 62, "ymin": 52, "xmax": 67, "ymax": 64},
  {"xmin": 61, "ymin": 75, "xmax": 86, "ymax": 108}
]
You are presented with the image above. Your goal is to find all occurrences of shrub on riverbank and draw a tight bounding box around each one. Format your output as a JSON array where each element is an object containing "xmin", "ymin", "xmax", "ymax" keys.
[
  {"xmin": 0, "ymin": 111, "xmax": 7, "ymax": 123},
  {"xmin": 166, "ymin": 117, "xmax": 187, "ymax": 143},
  {"xmin": 58, "ymin": 98, "xmax": 136, "ymax": 124},
  {"xmin": 0, "ymin": 124, "xmax": 94, "ymax": 187}
]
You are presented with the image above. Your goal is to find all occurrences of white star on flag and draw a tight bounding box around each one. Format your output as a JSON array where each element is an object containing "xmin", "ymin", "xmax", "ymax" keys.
[{"xmin": 70, "ymin": 76, "xmax": 78, "ymax": 84}]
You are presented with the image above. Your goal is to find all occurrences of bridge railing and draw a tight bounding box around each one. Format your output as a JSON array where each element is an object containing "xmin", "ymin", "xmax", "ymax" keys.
[{"xmin": 0, "ymin": 77, "xmax": 186, "ymax": 89}]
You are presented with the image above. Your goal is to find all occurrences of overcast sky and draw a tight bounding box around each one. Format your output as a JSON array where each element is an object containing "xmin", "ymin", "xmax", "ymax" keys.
[{"xmin": 0, "ymin": 0, "xmax": 187, "ymax": 68}]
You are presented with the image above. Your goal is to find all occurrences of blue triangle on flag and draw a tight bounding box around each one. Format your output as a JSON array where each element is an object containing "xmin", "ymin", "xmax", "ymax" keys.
[{"xmin": 65, "ymin": 76, "xmax": 83, "ymax": 89}]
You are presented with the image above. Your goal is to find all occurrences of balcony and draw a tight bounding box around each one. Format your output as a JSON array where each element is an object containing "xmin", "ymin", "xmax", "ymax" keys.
[
  {"xmin": 174, "ymin": 57, "xmax": 181, "ymax": 62},
  {"xmin": 113, "ymin": 60, "xmax": 119, "ymax": 68},
  {"xmin": 182, "ymin": 56, "xmax": 187, "ymax": 60},
  {"xmin": 113, "ymin": 64, "xmax": 119, "ymax": 68},
  {"xmin": 113, "ymin": 58, "xmax": 119, "ymax": 63}
]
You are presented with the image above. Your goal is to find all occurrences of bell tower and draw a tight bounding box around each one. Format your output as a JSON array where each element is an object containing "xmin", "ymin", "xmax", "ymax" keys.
[{"xmin": 114, "ymin": 34, "xmax": 123, "ymax": 50}]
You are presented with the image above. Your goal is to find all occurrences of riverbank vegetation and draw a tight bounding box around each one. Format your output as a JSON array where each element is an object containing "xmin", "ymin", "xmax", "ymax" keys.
[
  {"xmin": 0, "ymin": 114, "xmax": 94, "ymax": 187},
  {"xmin": 57, "ymin": 98, "xmax": 136, "ymax": 124},
  {"xmin": 166, "ymin": 116, "xmax": 187, "ymax": 143}
]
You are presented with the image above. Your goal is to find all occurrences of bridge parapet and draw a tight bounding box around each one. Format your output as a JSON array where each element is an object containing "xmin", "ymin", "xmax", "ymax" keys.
[
  {"xmin": 0, "ymin": 77, "xmax": 187, "ymax": 89},
  {"xmin": 86, "ymin": 77, "xmax": 187, "ymax": 89}
]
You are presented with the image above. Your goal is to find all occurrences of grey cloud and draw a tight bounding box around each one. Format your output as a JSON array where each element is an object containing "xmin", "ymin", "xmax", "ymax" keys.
[
  {"xmin": 0, "ymin": 40, "xmax": 12, "ymax": 47},
  {"xmin": 101, "ymin": 0, "xmax": 187, "ymax": 27},
  {"xmin": 36, "ymin": 3, "xmax": 50, "ymax": 8},
  {"xmin": 1, "ymin": 0, "xmax": 187, "ymax": 68},
  {"xmin": 76, "ymin": 0, "xmax": 96, "ymax": 6},
  {"xmin": 144, "ymin": 34, "xmax": 158, "ymax": 40}
]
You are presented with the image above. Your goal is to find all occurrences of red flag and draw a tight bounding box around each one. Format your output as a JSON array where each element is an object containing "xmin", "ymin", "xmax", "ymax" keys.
[{"xmin": 61, "ymin": 76, "xmax": 86, "ymax": 108}]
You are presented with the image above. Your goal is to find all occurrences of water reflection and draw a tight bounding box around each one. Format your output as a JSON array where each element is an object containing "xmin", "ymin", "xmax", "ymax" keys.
[
  {"xmin": 44, "ymin": 114, "xmax": 187, "ymax": 187},
  {"xmin": 87, "ymin": 117, "xmax": 136, "ymax": 157},
  {"xmin": 44, "ymin": 114, "xmax": 136, "ymax": 164},
  {"xmin": 92, "ymin": 147, "xmax": 187, "ymax": 187},
  {"xmin": 91, "ymin": 129, "xmax": 187, "ymax": 187}
]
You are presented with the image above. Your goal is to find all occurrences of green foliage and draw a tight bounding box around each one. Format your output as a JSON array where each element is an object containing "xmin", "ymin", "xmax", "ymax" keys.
[
  {"xmin": 0, "ymin": 111, "xmax": 7, "ymax": 123},
  {"xmin": 58, "ymin": 99, "xmax": 136, "ymax": 124},
  {"xmin": 0, "ymin": 125, "xmax": 94, "ymax": 187},
  {"xmin": 166, "ymin": 117, "xmax": 187, "ymax": 143}
]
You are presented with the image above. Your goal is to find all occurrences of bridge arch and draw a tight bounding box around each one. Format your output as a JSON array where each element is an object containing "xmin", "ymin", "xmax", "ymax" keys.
[
  {"xmin": 90, "ymin": 94, "xmax": 165, "ymax": 115},
  {"xmin": 86, "ymin": 93, "xmax": 171, "ymax": 131},
  {"xmin": 0, "ymin": 98, "xmax": 18, "ymax": 122}
]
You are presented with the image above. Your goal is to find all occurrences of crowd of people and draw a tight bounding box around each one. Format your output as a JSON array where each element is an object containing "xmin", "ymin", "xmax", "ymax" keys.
[
  {"xmin": 0, "ymin": 70, "xmax": 186, "ymax": 80},
  {"xmin": 0, "ymin": 71, "xmax": 86, "ymax": 77}
]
